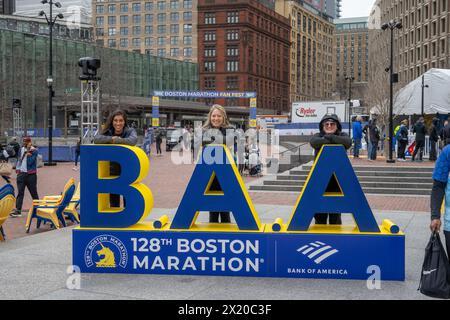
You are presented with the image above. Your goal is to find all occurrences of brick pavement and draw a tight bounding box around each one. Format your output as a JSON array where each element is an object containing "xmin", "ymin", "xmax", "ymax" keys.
[{"xmin": 1, "ymin": 147, "xmax": 433, "ymax": 241}]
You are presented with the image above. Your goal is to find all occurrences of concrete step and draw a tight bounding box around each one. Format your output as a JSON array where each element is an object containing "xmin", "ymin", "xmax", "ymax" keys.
[
  {"xmin": 263, "ymin": 180, "xmax": 432, "ymax": 189},
  {"xmin": 301, "ymin": 165, "xmax": 434, "ymax": 173},
  {"xmin": 276, "ymin": 175, "xmax": 432, "ymax": 183},
  {"xmin": 249, "ymin": 185, "xmax": 430, "ymax": 195},
  {"xmin": 289, "ymin": 170, "xmax": 432, "ymax": 178}
]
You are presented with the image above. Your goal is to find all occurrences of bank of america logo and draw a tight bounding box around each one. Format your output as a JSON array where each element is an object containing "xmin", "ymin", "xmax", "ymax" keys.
[{"xmin": 297, "ymin": 241, "xmax": 339, "ymax": 264}]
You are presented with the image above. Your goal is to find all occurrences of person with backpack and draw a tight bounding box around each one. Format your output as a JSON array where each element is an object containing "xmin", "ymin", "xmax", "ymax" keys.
[
  {"xmin": 368, "ymin": 119, "xmax": 381, "ymax": 161},
  {"xmin": 396, "ymin": 119, "xmax": 409, "ymax": 161},
  {"xmin": 440, "ymin": 117, "xmax": 450, "ymax": 147},
  {"xmin": 412, "ymin": 117, "xmax": 427, "ymax": 162}
]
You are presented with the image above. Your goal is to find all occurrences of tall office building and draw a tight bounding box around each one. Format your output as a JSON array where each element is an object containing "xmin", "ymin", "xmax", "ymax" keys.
[
  {"xmin": 275, "ymin": 0, "xmax": 335, "ymax": 103},
  {"xmin": 93, "ymin": 0, "xmax": 197, "ymax": 62},
  {"xmin": 369, "ymin": 0, "xmax": 449, "ymax": 85},
  {"xmin": 325, "ymin": 0, "xmax": 341, "ymax": 19},
  {"xmin": 0, "ymin": 0, "xmax": 15, "ymax": 15},
  {"xmin": 198, "ymin": 0, "xmax": 291, "ymax": 113},
  {"xmin": 334, "ymin": 17, "xmax": 369, "ymax": 100}
]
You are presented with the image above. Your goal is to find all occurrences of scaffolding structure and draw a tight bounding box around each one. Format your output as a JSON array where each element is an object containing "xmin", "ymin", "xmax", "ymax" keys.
[
  {"xmin": 81, "ymin": 80, "xmax": 100, "ymax": 144},
  {"xmin": 13, "ymin": 106, "xmax": 24, "ymax": 138}
]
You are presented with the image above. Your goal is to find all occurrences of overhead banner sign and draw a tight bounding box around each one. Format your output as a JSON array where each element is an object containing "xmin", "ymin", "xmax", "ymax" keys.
[
  {"xmin": 73, "ymin": 145, "xmax": 405, "ymax": 280},
  {"xmin": 152, "ymin": 91, "xmax": 257, "ymax": 99}
]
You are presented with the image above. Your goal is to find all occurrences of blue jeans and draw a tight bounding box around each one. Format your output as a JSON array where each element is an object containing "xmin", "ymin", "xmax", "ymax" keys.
[
  {"xmin": 370, "ymin": 141, "xmax": 378, "ymax": 160},
  {"xmin": 353, "ymin": 139, "xmax": 361, "ymax": 157}
]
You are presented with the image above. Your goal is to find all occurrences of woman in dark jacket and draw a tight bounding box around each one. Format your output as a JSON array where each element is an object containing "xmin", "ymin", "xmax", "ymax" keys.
[
  {"xmin": 429, "ymin": 117, "xmax": 439, "ymax": 161},
  {"xmin": 310, "ymin": 114, "xmax": 352, "ymax": 225},
  {"xmin": 94, "ymin": 109, "xmax": 137, "ymax": 207},
  {"xmin": 201, "ymin": 104, "xmax": 237, "ymax": 224}
]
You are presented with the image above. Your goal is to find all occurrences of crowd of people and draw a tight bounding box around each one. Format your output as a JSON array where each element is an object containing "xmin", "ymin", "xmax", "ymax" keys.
[{"xmin": 351, "ymin": 116, "xmax": 450, "ymax": 162}]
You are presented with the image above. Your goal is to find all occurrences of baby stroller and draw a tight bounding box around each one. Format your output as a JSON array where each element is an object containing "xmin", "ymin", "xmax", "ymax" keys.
[{"xmin": 245, "ymin": 145, "xmax": 262, "ymax": 177}]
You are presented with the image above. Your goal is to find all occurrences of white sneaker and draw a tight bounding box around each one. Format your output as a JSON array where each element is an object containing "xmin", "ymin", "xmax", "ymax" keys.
[{"xmin": 72, "ymin": 167, "xmax": 78, "ymax": 171}]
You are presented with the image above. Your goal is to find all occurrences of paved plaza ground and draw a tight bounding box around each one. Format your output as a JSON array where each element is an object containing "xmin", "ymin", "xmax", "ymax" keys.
[{"xmin": 0, "ymin": 147, "xmax": 440, "ymax": 300}]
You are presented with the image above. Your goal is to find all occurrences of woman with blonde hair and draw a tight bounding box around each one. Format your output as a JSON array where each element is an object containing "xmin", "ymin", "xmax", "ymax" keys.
[{"xmin": 201, "ymin": 104, "xmax": 235, "ymax": 224}]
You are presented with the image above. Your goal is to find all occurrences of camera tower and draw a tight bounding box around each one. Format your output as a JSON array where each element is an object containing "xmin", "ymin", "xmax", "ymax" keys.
[{"xmin": 79, "ymin": 57, "xmax": 101, "ymax": 144}]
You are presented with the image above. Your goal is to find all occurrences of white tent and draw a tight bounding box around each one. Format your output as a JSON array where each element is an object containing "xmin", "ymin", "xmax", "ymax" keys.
[{"xmin": 394, "ymin": 68, "xmax": 450, "ymax": 115}]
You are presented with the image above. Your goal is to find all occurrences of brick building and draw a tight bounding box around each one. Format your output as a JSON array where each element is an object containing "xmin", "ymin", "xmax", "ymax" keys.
[{"xmin": 198, "ymin": 0, "xmax": 291, "ymax": 114}]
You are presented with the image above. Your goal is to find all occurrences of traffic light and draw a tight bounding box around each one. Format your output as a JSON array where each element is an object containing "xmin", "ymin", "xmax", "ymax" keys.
[{"xmin": 78, "ymin": 57, "xmax": 101, "ymax": 80}]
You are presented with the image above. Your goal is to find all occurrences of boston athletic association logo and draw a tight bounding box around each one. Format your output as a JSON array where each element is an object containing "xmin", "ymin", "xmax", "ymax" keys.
[{"xmin": 84, "ymin": 235, "xmax": 128, "ymax": 269}]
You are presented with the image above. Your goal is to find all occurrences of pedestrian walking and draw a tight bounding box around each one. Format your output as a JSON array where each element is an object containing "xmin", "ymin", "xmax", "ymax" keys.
[
  {"xmin": 94, "ymin": 109, "xmax": 137, "ymax": 207},
  {"xmin": 310, "ymin": 114, "xmax": 352, "ymax": 225},
  {"xmin": 73, "ymin": 137, "xmax": 81, "ymax": 171},
  {"xmin": 352, "ymin": 116, "xmax": 363, "ymax": 158},
  {"xmin": 368, "ymin": 119, "xmax": 380, "ymax": 161},
  {"xmin": 439, "ymin": 118, "xmax": 450, "ymax": 148},
  {"xmin": 396, "ymin": 119, "xmax": 409, "ymax": 161},
  {"xmin": 155, "ymin": 128, "xmax": 163, "ymax": 156},
  {"xmin": 429, "ymin": 117, "xmax": 439, "ymax": 161},
  {"xmin": 412, "ymin": 117, "xmax": 427, "ymax": 162},
  {"xmin": 10, "ymin": 137, "xmax": 39, "ymax": 218}
]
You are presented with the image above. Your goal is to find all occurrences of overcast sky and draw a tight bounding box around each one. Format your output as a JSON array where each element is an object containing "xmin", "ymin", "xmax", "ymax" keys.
[{"xmin": 340, "ymin": 0, "xmax": 376, "ymax": 18}]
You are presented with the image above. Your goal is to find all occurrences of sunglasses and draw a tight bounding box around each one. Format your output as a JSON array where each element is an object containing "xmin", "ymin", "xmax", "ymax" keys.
[{"xmin": 324, "ymin": 122, "xmax": 337, "ymax": 127}]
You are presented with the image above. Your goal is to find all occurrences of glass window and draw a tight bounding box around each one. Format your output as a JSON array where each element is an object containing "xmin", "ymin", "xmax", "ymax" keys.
[
  {"xmin": 120, "ymin": 38, "xmax": 129, "ymax": 47},
  {"xmin": 183, "ymin": 0, "xmax": 192, "ymax": 8},
  {"xmin": 120, "ymin": 4, "xmax": 128, "ymax": 12},
  {"xmin": 226, "ymin": 46, "xmax": 238, "ymax": 56},
  {"xmin": 157, "ymin": 1, "xmax": 166, "ymax": 10},
  {"xmin": 170, "ymin": 36, "xmax": 179, "ymax": 45},
  {"xmin": 170, "ymin": 0, "xmax": 179, "ymax": 9},
  {"xmin": 145, "ymin": 37, "xmax": 154, "ymax": 46},
  {"xmin": 183, "ymin": 24, "xmax": 192, "ymax": 33},
  {"xmin": 158, "ymin": 13, "xmax": 166, "ymax": 23},
  {"xmin": 157, "ymin": 25, "xmax": 166, "ymax": 34},
  {"xmin": 96, "ymin": 5, "xmax": 104, "ymax": 13},
  {"xmin": 145, "ymin": 2, "xmax": 153, "ymax": 11},
  {"xmin": 96, "ymin": 16, "xmax": 104, "ymax": 26},
  {"xmin": 227, "ymin": 11, "xmax": 239, "ymax": 23},
  {"xmin": 145, "ymin": 49, "xmax": 154, "ymax": 55},
  {"xmin": 226, "ymin": 60, "xmax": 239, "ymax": 72},
  {"xmin": 204, "ymin": 61, "xmax": 216, "ymax": 71},
  {"xmin": 157, "ymin": 48, "xmax": 166, "ymax": 56},
  {"xmin": 226, "ymin": 30, "xmax": 239, "ymax": 40},
  {"xmin": 184, "ymin": 47, "xmax": 193, "ymax": 57},
  {"xmin": 108, "ymin": 39, "xmax": 116, "ymax": 47},
  {"xmin": 108, "ymin": 4, "xmax": 116, "ymax": 13},
  {"xmin": 132, "ymin": 3, "xmax": 141, "ymax": 12},
  {"xmin": 170, "ymin": 24, "xmax": 179, "ymax": 33},
  {"xmin": 108, "ymin": 16, "xmax": 116, "ymax": 25},
  {"xmin": 171, "ymin": 12, "xmax": 179, "ymax": 22},
  {"xmin": 204, "ymin": 31, "xmax": 216, "ymax": 41},
  {"xmin": 170, "ymin": 48, "xmax": 180, "ymax": 57},
  {"xmin": 145, "ymin": 25, "xmax": 153, "ymax": 34},
  {"xmin": 120, "ymin": 27, "xmax": 129, "ymax": 35},
  {"xmin": 157, "ymin": 36, "xmax": 165, "ymax": 45},
  {"xmin": 132, "ymin": 38, "xmax": 141, "ymax": 47},
  {"xmin": 204, "ymin": 47, "xmax": 216, "ymax": 57},
  {"xmin": 133, "ymin": 15, "xmax": 141, "ymax": 24},
  {"xmin": 95, "ymin": 28, "xmax": 104, "ymax": 36},
  {"xmin": 133, "ymin": 26, "xmax": 141, "ymax": 35},
  {"xmin": 108, "ymin": 27, "xmax": 116, "ymax": 36},
  {"xmin": 183, "ymin": 11, "xmax": 192, "ymax": 21},
  {"xmin": 120, "ymin": 15, "xmax": 129, "ymax": 24},
  {"xmin": 183, "ymin": 35, "xmax": 192, "ymax": 45},
  {"xmin": 145, "ymin": 14, "xmax": 153, "ymax": 23}
]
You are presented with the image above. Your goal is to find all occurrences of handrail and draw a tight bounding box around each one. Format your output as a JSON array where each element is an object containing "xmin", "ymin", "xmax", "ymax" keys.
[{"xmin": 276, "ymin": 142, "xmax": 309, "ymax": 156}]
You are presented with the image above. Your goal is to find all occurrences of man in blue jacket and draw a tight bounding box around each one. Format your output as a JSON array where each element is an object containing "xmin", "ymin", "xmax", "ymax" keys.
[
  {"xmin": 10, "ymin": 137, "xmax": 39, "ymax": 218},
  {"xmin": 352, "ymin": 116, "xmax": 363, "ymax": 158}
]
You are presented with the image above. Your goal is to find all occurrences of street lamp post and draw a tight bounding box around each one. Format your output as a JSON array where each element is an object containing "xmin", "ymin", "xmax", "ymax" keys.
[
  {"xmin": 345, "ymin": 76, "xmax": 354, "ymax": 136},
  {"xmin": 39, "ymin": 0, "xmax": 64, "ymax": 166},
  {"xmin": 421, "ymin": 75, "xmax": 429, "ymax": 117},
  {"xmin": 381, "ymin": 20, "xmax": 402, "ymax": 164}
]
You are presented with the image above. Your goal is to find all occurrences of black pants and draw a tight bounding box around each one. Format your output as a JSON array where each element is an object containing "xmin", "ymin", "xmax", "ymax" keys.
[
  {"xmin": 156, "ymin": 142, "xmax": 162, "ymax": 154},
  {"xmin": 314, "ymin": 213, "xmax": 342, "ymax": 225},
  {"xmin": 74, "ymin": 151, "xmax": 80, "ymax": 166},
  {"xmin": 398, "ymin": 140, "xmax": 407, "ymax": 159},
  {"xmin": 209, "ymin": 212, "xmax": 231, "ymax": 223},
  {"xmin": 412, "ymin": 140, "xmax": 425, "ymax": 160},
  {"xmin": 16, "ymin": 172, "xmax": 39, "ymax": 212},
  {"xmin": 429, "ymin": 140, "xmax": 437, "ymax": 161}
]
